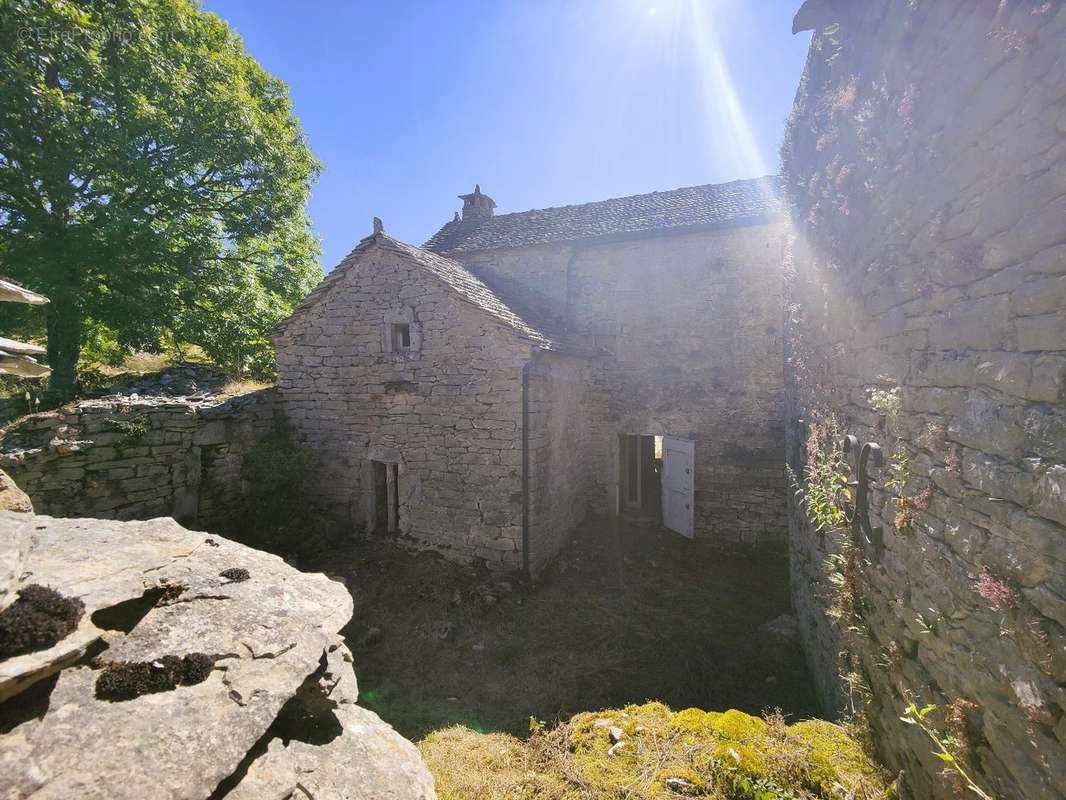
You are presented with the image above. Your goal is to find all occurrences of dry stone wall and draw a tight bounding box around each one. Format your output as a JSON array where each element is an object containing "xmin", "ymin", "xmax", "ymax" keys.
[
  {"xmin": 460, "ymin": 222, "xmax": 789, "ymax": 545},
  {"xmin": 782, "ymin": 2, "xmax": 1066, "ymax": 797},
  {"xmin": 273, "ymin": 246, "xmax": 537, "ymax": 570},
  {"xmin": 0, "ymin": 391, "xmax": 278, "ymax": 527}
]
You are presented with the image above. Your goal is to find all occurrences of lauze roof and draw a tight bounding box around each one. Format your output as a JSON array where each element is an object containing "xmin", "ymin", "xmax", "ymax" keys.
[
  {"xmin": 274, "ymin": 232, "xmax": 583, "ymax": 354},
  {"xmin": 425, "ymin": 176, "xmax": 783, "ymax": 255}
]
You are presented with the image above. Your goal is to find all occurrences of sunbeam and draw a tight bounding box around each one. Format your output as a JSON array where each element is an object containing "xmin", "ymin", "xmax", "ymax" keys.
[{"xmin": 687, "ymin": 0, "xmax": 772, "ymax": 181}]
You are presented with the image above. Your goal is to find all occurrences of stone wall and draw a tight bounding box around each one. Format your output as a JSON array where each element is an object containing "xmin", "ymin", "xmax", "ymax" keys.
[
  {"xmin": 273, "ymin": 244, "xmax": 540, "ymax": 570},
  {"xmin": 459, "ymin": 222, "xmax": 789, "ymax": 545},
  {"xmin": 527, "ymin": 352, "xmax": 603, "ymax": 574},
  {"xmin": 782, "ymin": 2, "xmax": 1066, "ymax": 797},
  {"xmin": 0, "ymin": 391, "xmax": 278, "ymax": 527}
]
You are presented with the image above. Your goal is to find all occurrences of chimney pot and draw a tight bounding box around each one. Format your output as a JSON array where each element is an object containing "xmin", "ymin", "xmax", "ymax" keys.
[{"xmin": 458, "ymin": 185, "xmax": 496, "ymax": 223}]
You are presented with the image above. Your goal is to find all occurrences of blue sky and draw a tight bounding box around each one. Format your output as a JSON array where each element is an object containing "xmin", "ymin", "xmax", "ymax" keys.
[{"xmin": 203, "ymin": 1, "xmax": 812, "ymax": 270}]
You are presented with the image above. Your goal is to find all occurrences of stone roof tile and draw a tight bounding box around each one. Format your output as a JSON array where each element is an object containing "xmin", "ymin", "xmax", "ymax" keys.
[
  {"xmin": 424, "ymin": 176, "xmax": 783, "ymax": 254},
  {"xmin": 274, "ymin": 234, "xmax": 586, "ymax": 355}
]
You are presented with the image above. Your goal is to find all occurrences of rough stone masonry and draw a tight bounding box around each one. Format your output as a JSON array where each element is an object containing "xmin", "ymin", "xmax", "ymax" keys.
[
  {"xmin": 783, "ymin": 1, "xmax": 1066, "ymax": 797},
  {"xmin": 273, "ymin": 178, "xmax": 789, "ymax": 574},
  {"xmin": 0, "ymin": 389, "xmax": 278, "ymax": 528}
]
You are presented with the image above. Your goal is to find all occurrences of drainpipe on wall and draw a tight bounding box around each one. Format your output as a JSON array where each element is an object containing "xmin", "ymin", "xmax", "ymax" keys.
[{"xmin": 521, "ymin": 357, "xmax": 532, "ymax": 577}]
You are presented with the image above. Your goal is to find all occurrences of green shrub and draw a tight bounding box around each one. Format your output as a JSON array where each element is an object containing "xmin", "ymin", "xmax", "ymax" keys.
[{"xmin": 239, "ymin": 421, "xmax": 311, "ymax": 539}]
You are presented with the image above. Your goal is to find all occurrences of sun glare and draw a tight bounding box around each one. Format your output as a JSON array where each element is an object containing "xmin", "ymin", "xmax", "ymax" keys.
[
  {"xmin": 686, "ymin": 0, "xmax": 770, "ymax": 181},
  {"xmin": 626, "ymin": 0, "xmax": 771, "ymax": 187}
]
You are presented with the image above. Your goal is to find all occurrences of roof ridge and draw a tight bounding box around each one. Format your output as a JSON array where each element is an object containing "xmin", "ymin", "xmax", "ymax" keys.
[
  {"xmin": 424, "ymin": 175, "xmax": 783, "ymax": 255},
  {"xmin": 486, "ymin": 175, "xmax": 780, "ymax": 220}
]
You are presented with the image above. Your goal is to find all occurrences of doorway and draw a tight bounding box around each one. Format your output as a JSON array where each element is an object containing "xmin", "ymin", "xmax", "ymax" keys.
[
  {"xmin": 619, "ymin": 434, "xmax": 663, "ymax": 524},
  {"xmin": 370, "ymin": 460, "xmax": 399, "ymax": 534},
  {"xmin": 617, "ymin": 434, "xmax": 695, "ymax": 538}
]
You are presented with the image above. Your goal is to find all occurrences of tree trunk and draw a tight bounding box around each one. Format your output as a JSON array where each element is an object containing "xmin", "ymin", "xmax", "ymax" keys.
[{"xmin": 45, "ymin": 291, "xmax": 81, "ymax": 404}]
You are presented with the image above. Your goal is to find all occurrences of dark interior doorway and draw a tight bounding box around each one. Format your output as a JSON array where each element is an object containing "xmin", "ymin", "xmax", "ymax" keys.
[
  {"xmin": 371, "ymin": 460, "xmax": 399, "ymax": 534},
  {"xmin": 619, "ymin": 434, "xmax": 663, "ymax": 524}
]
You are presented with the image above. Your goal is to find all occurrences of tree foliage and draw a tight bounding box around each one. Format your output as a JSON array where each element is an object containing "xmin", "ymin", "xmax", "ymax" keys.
[{"xmin": 0, "ymin": 0, "xmax": 322, "ymax": 398}]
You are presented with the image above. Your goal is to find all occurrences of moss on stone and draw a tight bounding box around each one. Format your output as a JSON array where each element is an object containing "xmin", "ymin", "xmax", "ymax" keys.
[
  {"xmin": 420, "ymin": 702, "xmax": 891, "ymax": 800},
  {"xmin": 670, "ymin": 707, "xmax": 721, "ymax": 735},
  {"xmin": 715, "ymin": 741, "xmax": 770, "ymax": 779},
  {"xmin": 709, "ymin": 708, "xmax": 769, "ymax": 743},
  {"xmin": 790, "ymin": 719, "xmax": 883, "ymax": 795}
]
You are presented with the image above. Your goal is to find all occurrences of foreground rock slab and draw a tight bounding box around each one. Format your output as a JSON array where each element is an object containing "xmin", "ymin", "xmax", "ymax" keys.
[
  {"xmin": 229, "ymin": 703, "xmax": 437, "ymax": 800},
  {"xmin": 0, "ymin": 512, "xmax": 435, "ymax": 800}
]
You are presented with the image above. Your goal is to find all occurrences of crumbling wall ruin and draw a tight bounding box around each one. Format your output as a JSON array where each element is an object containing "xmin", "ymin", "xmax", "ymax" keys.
[
  {"xmin": 0, "ymin": 391, "xmax": 278, "ymax": 527},
  {"xmin": 783, "ymin": 2, "xmax": 1066, "ymax": 797}
]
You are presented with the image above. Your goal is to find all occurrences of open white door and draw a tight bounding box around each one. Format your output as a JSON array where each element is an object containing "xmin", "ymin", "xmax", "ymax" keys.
[{"xmin": 661, "ymin": 436, "xmax": 694, "ymax": 538}]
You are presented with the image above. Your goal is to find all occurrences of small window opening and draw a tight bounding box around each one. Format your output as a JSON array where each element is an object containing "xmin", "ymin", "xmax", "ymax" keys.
[{"xmin": 391, "ymin": 323, "xmax": 411, "ymax": 351}]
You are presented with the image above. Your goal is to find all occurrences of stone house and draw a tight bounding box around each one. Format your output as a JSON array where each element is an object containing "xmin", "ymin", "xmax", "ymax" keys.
[{"xmin": 273, "ymin": 177, "xmax": 788, "ymax": 573}]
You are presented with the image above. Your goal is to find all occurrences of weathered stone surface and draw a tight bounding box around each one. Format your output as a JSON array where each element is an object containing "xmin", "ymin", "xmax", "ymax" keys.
[
  {"xmin": 782, "ymin": 1, "xmax": 1066, "ymax": 797},
  {"xmin": 0, "ymin": 390, "xmax": 278, "ymax": 527},
  {"xmin": 0, "ymin": 614, "xmax": 100, "ymax": 704},
  {"xmin": 229, "ymin": 704, "xmax": 436, "ymax": 800},
  {"xmin": 1035, "ymin": 465, "xmax": 1066, "ymax": 527},
  {"xmin": 0, "ymin": 512, "xmax": 356, "ymax": 800},
  {"xmin": 0, "ymin": 467, "xmax": 32, "ymax": 514},
  {"xmin": 0, "ymin": 510, "xmax": 29, "ymax": 610}
]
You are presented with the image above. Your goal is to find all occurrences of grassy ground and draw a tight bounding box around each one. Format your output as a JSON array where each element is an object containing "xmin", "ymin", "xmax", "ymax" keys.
[{"xmin": 290, "ymin": 516, "xmax": 822, "ymax": 742}]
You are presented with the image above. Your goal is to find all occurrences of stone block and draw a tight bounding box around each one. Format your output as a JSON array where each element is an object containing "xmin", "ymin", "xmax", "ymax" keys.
[
  {"xmin": 1016, "ymin": 314, "xmax": 1066, "ymax": 352},
  {"xmin": 1023, "ymin": 358, "xmax": 1064, "ymax": 405},
  {"xmin": 930, "ymin": 296, "xmax": 1011, "ymax": 350},
  {"xmin": 1034, "ymin": 465, "xmax": 1066, "ymax": 527},
  {"xmin": 191, "ymin": 420, "xmax": 228, "ymax": 447},
  {"xmin": 1012, "ymin": 275, "xmax": 1066, "ymax": 317},
  {"xmin": 974, "ymin": 354, "xmax": 1032, "ymax": 398},
  {"xmin": 1029, "ymin": 244, "xmax": 1066, "ymax": 275}
]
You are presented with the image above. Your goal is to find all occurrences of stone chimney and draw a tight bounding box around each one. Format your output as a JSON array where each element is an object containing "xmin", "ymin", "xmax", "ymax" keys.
[{"xmin": 458, "ymin": 184, "xmax": 496, "ymax": 223}]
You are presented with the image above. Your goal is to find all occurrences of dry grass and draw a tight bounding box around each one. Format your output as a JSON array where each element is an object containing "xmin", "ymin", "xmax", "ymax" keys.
[
  {"xmin": 96, "ymin": 351, "xmax": 175, "ymax": 377},
  {"xmin": 420, "ymin": 702, "xmax": 893, "ymax": 800},
  {"xmin": 218, "ymin": 377, "xmax": 272, "ymax": 397}
]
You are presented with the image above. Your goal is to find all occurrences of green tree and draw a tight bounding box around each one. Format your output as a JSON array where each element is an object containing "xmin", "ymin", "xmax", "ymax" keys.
[{"xmin": 0, "ymin": 0, "xmax": 322, "ymax": 399}]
